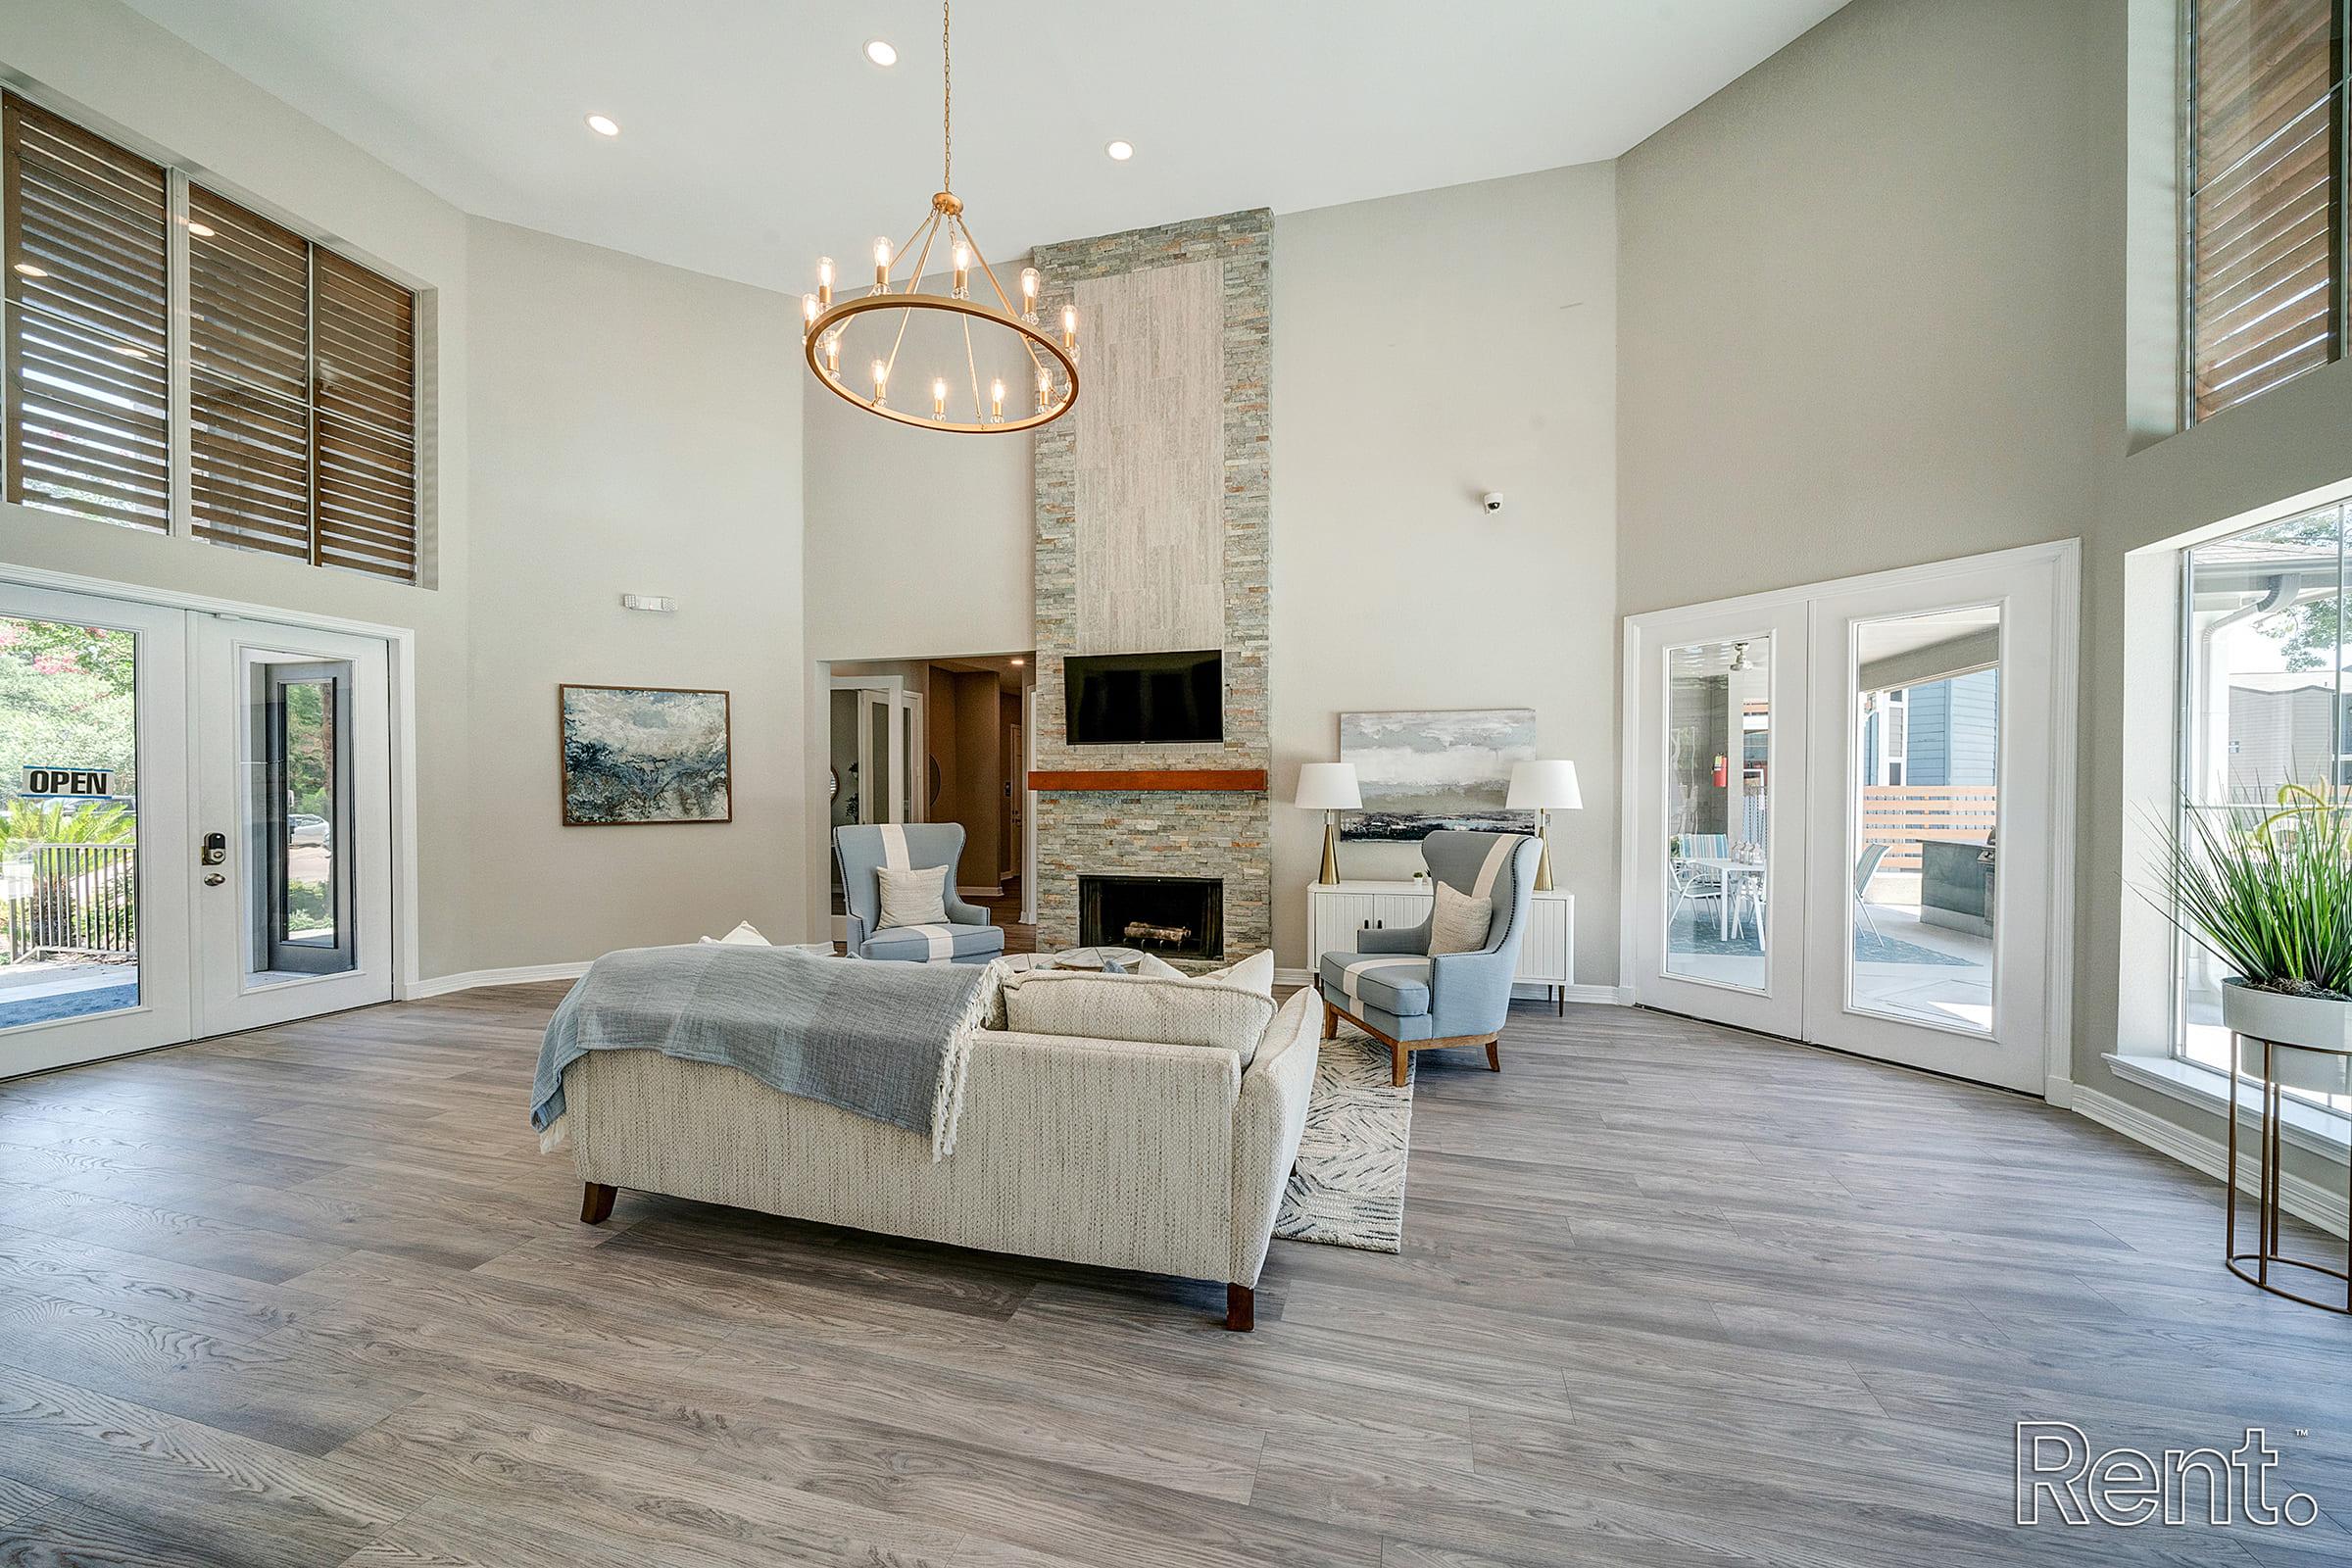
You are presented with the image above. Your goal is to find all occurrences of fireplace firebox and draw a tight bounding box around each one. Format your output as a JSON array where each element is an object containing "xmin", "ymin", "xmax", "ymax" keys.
[{"xmin": 1078, "ymin": 875, "xmax": 1224, "ymax": 962}]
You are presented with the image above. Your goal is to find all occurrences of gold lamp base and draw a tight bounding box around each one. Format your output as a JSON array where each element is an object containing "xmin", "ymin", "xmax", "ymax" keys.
[
  {"xmin": 1319, "ymin": 812, "xmax": 1342, "ymax": 885},
  {"xmin": 1533, "ymin": 810, "xmax": 1555, "ymax": 892}
]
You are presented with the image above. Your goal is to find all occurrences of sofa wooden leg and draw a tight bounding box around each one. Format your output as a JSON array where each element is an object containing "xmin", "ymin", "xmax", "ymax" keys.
[
  {"xmin": 1487, "ymin": 1039, "xmax": 1502, "ymax": 1073},
  {"xmin": 1321, "ymin": 999, "xmax": 1339, "ymax": 1041},
  {"xmin": 580, "ymin": 1182, "xmax": 616, "ymax": 1225},
  {"xmin": 1225, "ymin": 1283, "xmax": 1254, "ymax": 1332},
  {"xmin": 1392, "ymin": 1045, "xmax": 1409, "ymax": 1088}
]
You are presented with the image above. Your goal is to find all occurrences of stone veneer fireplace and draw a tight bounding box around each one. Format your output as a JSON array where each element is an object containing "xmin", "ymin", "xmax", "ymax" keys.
[{"xmin": 1027, "ymin": 210, "xmax": 1273, "ymax": 969}]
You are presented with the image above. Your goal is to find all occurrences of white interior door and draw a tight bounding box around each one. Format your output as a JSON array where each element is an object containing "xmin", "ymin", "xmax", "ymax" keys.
[
  {"xmin": 1800, "ymin": 556, "xmax": 2066, "ymax": 1094},
  {"xmin": 192, "ymin": 616, "xmax": 393, "ymax": 1036},
  {"xmin": 1628, "ymin": 599, "xmax": 1809, "ymax": 1038},
  {"xmin": 0, "ymin": 583, "xmax": 191, "ymax": 1077}
]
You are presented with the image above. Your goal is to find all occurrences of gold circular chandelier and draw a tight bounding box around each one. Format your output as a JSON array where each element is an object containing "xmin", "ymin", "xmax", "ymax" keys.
[{"xmin": 801, "ymin": 1, "xmax": 1077, "ymax": 435}]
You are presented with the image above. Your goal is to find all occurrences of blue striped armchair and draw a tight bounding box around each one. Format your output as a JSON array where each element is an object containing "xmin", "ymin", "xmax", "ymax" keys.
[
  {"xmin": 1318, "ymin": 829, "xmax": 1541, "ymax": 1087},
  {"xmin": 833, "ymin": 823, "xmax": 1005, "ymax": 963}
]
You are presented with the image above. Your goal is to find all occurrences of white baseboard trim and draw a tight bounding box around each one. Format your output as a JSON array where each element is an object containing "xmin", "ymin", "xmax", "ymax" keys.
[
  {"xmin": 2073, "ymin": 1084, "xmax": 2347, "ymax": 1241},
  {"xmin": 957, "ymin": 883, "xmax": 1003, "ymax": 899},
  {"xmin": 2044, "ymin": 1074, "xmax": 2075, "ymax": 1109},
  {"xmin": 403, "ymin": 961, "xmax": 591, "ymax": 1000},
  {"xmin": 1273, "ymin": 970, "xmax": 1630, "ymax": 1006}
]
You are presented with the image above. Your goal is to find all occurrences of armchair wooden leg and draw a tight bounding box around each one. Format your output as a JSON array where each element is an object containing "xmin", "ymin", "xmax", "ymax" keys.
[
  {"xmin": 580, "ymin": 1182, "xmax": 616, "ymax": 1225},
  {"xmin": 1486, "ymin": 1039, "xmax": 1502, "ymax": 1073},
  {"xmin": 1322, "ymin": 998, "xmax": 1339, "ymax": 1041},
  {"xmin": 1225, "ymin": 1283, "xmax": 1254, "ymax": 1332},
  {"xmin": 1392, "ymin": 1044, "xmax": 1409, "ymax": 1088}
]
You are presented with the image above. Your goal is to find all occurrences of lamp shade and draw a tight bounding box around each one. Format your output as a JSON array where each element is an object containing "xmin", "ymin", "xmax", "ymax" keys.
[
  {"xmin": 1295, "ymin": 761, "xmax": 1362, "ymax": 810},
  {"xmin": 1507, "ymin": 760, "xmax": 1583, "ymax": 810}
]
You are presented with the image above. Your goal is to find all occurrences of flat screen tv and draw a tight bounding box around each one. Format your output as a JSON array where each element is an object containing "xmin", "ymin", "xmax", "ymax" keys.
[{"xmin": 1064, "ymin": 650, "xmax": 1223, "ymax": 746}]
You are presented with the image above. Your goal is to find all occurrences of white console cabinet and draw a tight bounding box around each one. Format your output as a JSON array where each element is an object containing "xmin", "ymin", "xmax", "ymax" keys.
[{"xmin": 1305, "ymin": 880, "xmax": 1574, "ymax": 1013}]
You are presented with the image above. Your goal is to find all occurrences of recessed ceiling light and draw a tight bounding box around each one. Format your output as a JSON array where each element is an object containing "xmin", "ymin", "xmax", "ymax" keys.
[
  {"xmin": 1105, "ymin": 140, "xmax": 1134, "ymax": 162},
  {"xmin": 11, "ymin": 262, "xmax": 45, "ymax": 278},
  {"xmin": 864, "ymin": 38, "xmax": 898, "ymax": 67},
  {"xmin": 585, "ymin": 113, "xmax": 620, "ymax": 137},
  {"xmin": 185, "ymin": 220, "xmax": 216, "ymax": 238}
]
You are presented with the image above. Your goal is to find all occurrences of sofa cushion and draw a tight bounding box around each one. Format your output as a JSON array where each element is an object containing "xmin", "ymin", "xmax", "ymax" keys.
[
  {"xmin": 1319, "ymin": 952, "xmax": 1433, "ymax": 1017},
  {"xmin": 701, "ymin": 920, "xmax": 770, "ymax": 946},
  {"xmin": 875, "ymin": 863, "xmax": 951, "ymax": 929},
  {"xmin": 862, "ymin": 922, "xmax": 1004, "ymax": 962},
  {"xmin": 1001, "ymin": 970, "xmax": 1278, "ymax": 1064}
]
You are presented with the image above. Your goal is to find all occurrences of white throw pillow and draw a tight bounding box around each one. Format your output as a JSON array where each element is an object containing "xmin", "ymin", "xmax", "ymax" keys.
[
  {"xmin": 1429, "ymin": 881, "xmax": 1494, "ymax": 956},
  {"xmin": 874, "ymin": 864, "xmax": 950, "ymax": 929},
  {"xmin": 1206, "ymin": 949, "xmax": 1276, "ymax": 998},
  {"xmin": 1001, "ymin": 970, "xmax": 1277, "ymax": 1063},
  {"xmin": 1134, "ymin": 949, "xmax": 1273, "ymax": 997},
  {"xmin": 700, "ymin": 920, "xmax": 769, "ymax": 946}
]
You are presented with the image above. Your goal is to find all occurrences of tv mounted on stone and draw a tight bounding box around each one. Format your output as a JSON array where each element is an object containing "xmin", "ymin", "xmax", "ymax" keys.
[{"xmin": 1064, "ymin": 651, "xmax": 1223, "ymax": 746}]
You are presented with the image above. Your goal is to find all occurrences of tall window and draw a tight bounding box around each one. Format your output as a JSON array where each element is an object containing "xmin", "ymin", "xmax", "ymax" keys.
[
  {"xmin": 2177, "ymin": 504, "xmax": 2350, "ymax": 1093},
  {"xmin": 2, "ymin": 92, "xmax": 420, "ymax": 581},
  {"xmin": 2184, "ymin": 0, "xmax": 2348, "ymax": 422}
]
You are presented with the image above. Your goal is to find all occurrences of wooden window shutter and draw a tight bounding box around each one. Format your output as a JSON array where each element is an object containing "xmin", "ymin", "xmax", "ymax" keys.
[
  {"xmin": 2188, "ymin": 0, "xmax": 2346, "ymax": 420},
  {"xmin": 188, "ymin": 184, "xmax": 314, "ymax": 560},
  {"xmin": 313, "ymin": 249, "xmax": 417, "ymax": 580},
  {"xmin": 2, "ymin": 93, "xmax": 170, "ymax": 531}
]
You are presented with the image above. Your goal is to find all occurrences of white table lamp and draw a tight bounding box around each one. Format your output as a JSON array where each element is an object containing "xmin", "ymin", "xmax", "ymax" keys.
[
  {"xmin": 1507, "ymin": 760, "xmax": 1582, "ymax": 893},
  {"xmin": 1295, "ymin": 762, "xmax": 1361, "ymax": 886}
]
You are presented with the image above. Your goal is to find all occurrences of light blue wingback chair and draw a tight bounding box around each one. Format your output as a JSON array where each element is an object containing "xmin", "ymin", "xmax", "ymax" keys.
[
  {"xmin": 1317, "ymin": 829, "xmax": 1540, "ymax": 1087},
  {"xmin": 833, "ymin": 823, "xmax": 1005, "ymax": 963}
]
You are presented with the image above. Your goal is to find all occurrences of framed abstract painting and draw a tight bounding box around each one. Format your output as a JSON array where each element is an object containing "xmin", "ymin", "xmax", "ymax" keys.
[
  {"xmin": 1338, "ymin": 708, "xmax": 1536, "ymax": 842},
  {"xmin": 559, "ymin": 685, "xmax": 733, "ymax": 825}
]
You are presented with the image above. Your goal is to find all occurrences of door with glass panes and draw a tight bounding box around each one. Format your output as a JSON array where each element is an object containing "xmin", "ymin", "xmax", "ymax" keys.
[{"xmin": 0, "ymin": 581, "xmax": 393, "ymax": 1078}]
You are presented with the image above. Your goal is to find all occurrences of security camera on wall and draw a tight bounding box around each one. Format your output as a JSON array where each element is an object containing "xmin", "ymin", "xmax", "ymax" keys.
[{"xmin": 1481, "ymin": 492, "xmax": 1504, "ymax": 514}]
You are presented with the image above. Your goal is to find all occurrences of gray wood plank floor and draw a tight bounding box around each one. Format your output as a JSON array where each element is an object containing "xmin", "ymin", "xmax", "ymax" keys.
[{"xmin": 2, "ymin": 987, "xmax": 2349, "ymax": 1565}]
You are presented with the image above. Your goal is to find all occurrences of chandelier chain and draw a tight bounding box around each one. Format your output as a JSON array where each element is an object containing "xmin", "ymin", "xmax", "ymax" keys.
[{"xmin": 941, "ymin": 0, "xmax": 953, "ymax": 192}]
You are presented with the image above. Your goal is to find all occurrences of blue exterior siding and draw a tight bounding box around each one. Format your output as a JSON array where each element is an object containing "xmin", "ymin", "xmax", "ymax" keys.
[{"xmin": 1898, "ymin": 669, "xmax": 1998, "ymax": 787}]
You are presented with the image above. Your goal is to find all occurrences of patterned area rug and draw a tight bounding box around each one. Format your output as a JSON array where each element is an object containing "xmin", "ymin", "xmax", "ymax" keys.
[{"xmin": 1273, "ymin": 1029, "xmax": 1415, "ymax": 1253}]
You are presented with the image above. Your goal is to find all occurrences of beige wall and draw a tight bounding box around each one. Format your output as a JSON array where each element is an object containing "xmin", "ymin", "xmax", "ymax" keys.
[
  {"xmin": 800, "ymin": 171, "xmax": 1622, "ymax": 979},
  {"xmin": 466, "ymin": 219, "xmax": 809, "ymax": 965},
  {"xmin": 1271, "ymin": 166, "xmax": 1620, "ymax": 981},
  {"xmin": 0, "ymin": 0, "xmax": 477, "ymax": 980},
  {"xmin": 1617, "ymin": 0, "xmax": 2352, "ymax": 1184},
  {"xmin": 0, "ymin": 3, "xmax": 818, "ymax": 982}
]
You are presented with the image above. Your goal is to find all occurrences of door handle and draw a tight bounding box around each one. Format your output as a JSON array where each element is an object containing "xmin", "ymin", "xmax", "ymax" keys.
[{"xmin": 204, "ymin": 873, "xmax": 225, "ymax": 887}]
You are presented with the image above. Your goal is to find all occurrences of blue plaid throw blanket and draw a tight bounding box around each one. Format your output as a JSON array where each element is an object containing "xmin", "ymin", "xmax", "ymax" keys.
[{"xmin": 531, "ymin": 944, "xmax": 996, "ymax": 1161}]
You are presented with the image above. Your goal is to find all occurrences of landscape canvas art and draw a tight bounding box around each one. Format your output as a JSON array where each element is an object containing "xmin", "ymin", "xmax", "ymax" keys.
[
  {"xmin": 559, "ymin": 685, "xmax": 733, "ymax": 825},
  {"xmin": 1339, "ymin": 708, "xmax": 1536, "ymax": 841}
]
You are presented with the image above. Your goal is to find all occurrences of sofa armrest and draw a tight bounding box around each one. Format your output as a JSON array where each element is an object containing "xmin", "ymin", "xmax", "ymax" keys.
[{"xmin": 1229, "ymin": 990, "xmax": 1320, "ymax": 1286}]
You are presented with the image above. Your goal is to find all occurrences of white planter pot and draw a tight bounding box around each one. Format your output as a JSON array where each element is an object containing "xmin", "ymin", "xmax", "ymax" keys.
[{"xmin": 2223, "ymin": 978, "xmax": 2352, "ymax": 1097}]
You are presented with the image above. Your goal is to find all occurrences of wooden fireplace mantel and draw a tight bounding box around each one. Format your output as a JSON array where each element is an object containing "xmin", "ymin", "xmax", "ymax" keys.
[{"xmin": 1028, "ymin": 768, "xmax": 1269, "ymax": 793}]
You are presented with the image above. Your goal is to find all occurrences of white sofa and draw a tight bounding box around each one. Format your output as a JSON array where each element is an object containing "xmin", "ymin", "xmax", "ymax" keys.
[{"xmin": 560, "ymin": 980, "xmax": 1319, "ymax": 1329}]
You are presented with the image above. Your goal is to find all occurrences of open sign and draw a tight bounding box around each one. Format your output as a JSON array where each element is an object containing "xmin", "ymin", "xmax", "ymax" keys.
[{"xmin": 22, "ymin": 766, "xmax": 115, "ymax": 798}]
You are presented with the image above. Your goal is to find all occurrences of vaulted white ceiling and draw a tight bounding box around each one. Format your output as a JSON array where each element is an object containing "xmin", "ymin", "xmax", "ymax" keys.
[{"xmin": 123, "ymin": 0, "xmax": 1847, "ymax": 292}]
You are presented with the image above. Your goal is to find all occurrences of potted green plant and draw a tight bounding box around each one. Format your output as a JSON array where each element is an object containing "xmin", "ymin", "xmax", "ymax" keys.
[{"xmin": 2155, "ymin": 784, "xmax": 2352, "ymax": 1094}]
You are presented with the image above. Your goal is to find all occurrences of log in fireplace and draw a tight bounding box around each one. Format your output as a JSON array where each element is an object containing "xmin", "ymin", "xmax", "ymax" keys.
[{"xmin": 1078, "ymin": 874, "xmax": 1224, "ymax": 962}]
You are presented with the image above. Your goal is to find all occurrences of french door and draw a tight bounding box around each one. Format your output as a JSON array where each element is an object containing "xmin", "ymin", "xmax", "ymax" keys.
[
  {"xmin": 0, "ymin": 580, "xmax": 395, "ymax": 1079},
  {"xmin": 1625, "ymin": 544, "xmax": 2077, "ymax": 1098}
]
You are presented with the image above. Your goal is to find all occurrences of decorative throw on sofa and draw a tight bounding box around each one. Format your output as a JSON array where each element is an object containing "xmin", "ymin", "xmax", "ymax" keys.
[{"xmin": 532, "ymin": 944, "xmax": 995, "ymax": 1160}]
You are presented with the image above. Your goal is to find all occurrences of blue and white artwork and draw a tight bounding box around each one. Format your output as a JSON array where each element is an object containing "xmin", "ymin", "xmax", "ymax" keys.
[
  {"xmin": 560, "ymin": 685, "xmax": 732, "ymax": 825},
  {"xmin": 1339, "ymin": 708, "xmax": 1536, "ymax": 842}
]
